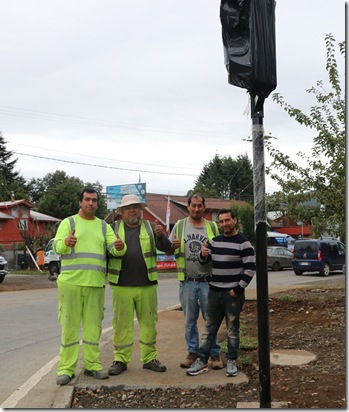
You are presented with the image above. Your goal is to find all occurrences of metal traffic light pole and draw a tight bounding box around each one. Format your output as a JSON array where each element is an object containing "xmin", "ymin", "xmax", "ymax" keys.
[
  {"xmin": 251, "ymin": 94, "xmax": 271, "ymax": 408},
  {"xmin": 219, "ymin": 0, "xmax": 276, "ymax": 404}
]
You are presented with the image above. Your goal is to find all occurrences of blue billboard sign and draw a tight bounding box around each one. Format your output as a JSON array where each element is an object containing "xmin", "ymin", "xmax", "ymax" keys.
[{"xmin": 106, "ymin": 183, "xmax": 146, "ymax": 211}]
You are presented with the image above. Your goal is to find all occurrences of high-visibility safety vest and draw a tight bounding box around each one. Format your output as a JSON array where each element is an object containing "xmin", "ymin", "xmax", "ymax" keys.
[
  {"xmin": 54, "ymin": 215, "xmax": 113, "ymax": 287},
  {"xmin": 174, "ymin": 218, "xmax": 219, "ymax": 281},
  {"xmin": 107, "ymin": 219, "xmax": 158, "ymax": 285}
]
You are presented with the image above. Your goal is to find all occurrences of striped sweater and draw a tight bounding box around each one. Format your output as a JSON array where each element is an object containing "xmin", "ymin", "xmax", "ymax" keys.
[{"xmin": 200, "ymin": 232, "xmax": 256, "ymax": 296}]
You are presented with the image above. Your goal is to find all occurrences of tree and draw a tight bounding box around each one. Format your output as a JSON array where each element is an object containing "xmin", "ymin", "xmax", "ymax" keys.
[
  {"xmin": 233, "ymin": 202, "xmax": 255, "ymax": 244},
  {"xmin": 29, "ymin": 171, "xmax": 108, "ymax": 220},
  {"xmin": 26, "ymin": 177, "xmax": 46, "ymax": 204},
  {"xmin": 266, "ymin": 34, "xmax": 345, "ymax": 240},
  {"xmin": 36, "ymin": 171, "xmax": 85, "ymax": 219},
  {"xmin": 0, "ymin": 131, "xmax": 28, "ymax": 201},
  {"xmin": 186, "ymin": 182, "xmax": 218, "ymax": 199},
  {"xmin": 190, "ymin": 153, "xmax": 254, "ymax": 202}
]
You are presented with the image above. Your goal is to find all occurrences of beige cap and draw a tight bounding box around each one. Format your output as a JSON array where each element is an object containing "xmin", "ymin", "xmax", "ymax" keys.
[{"xmin": 116, "ymin": 194, "xmax": 147, "ymax": 215}]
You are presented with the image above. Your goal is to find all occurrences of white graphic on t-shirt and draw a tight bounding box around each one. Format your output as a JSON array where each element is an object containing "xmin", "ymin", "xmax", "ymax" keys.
[{"xmin": 186, "ymin": 239, "xmax": 207, "ymax": 262}]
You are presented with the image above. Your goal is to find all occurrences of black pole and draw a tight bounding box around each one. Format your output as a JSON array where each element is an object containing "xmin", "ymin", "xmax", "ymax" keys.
[{"xmin": 251, "ymin": 93, "xmax": 271, "ymax": 408}]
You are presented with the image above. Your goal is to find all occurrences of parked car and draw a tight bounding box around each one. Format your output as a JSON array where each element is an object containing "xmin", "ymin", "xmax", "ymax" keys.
[
  {"xmin": 0, "ymin": 255, "xmax": 8, "ymax": 284},
  {"xmin": 267, "ymin": 246, "xmax": 293, "ymax": 271},
  {"xmin": 44, "ymin": 238, "xmax": 61, "ymax": 280},
  {"xmin": 292, "ymin": 238, "xmax": 345, "ymax": 276}
]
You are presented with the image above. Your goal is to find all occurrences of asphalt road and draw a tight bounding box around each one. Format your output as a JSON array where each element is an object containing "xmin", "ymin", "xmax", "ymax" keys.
[{"xmin": 0, "ymin": 270, "xmax": 344, "ymax": 408}]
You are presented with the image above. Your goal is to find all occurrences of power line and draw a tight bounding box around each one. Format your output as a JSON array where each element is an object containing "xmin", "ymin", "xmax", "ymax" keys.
[
  {"xmin": 15, "ymin": 152, "xmax": 197, "ymax": 177},
  {"xmin": 8, "ymin": 141, "xmax": 199, "ymax": 172},
  {"xmin": 0, "ymin": 105, "xmax": 233, "ymax": 137}
]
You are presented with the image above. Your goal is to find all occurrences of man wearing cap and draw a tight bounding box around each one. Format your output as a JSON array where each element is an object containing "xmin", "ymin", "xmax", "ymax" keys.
[{"xmin": 107, "ymin": 194, "xmax": 172, "ymax": 375}]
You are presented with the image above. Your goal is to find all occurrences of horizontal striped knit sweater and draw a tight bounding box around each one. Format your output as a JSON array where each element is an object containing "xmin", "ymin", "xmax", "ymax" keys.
[{"xmin": 200, "ymin": 232, "xmax": 256, "ymax": 296}]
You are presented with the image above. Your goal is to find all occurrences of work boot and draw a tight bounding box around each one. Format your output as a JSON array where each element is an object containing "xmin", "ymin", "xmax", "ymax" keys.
[
  {"xmin": 143, "ymin": 359, "xmax": 166, "ymax": 372},
  {"xmin": 84, "ymin": 369, "xmax": 109, "ymax": 379},
  {"xmin": 180, "ymin": 352, "xmax": 197, "ymax": 368},
  {"xmin": 108, "ymin": 361, "xmax": 127, "ymax": 376},
  {"xmin": 56, "ymin": 374, "xmax": 74, "ymax": 385},
  {"xmin": 210, "ymin": 354, "xmax": 223, "ymax": 370}
]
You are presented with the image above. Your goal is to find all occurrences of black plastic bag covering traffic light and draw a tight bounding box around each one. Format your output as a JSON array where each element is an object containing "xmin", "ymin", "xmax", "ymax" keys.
[{"xmin": 220, "ymin": 0, "xmax": 277, "ymax": 98}]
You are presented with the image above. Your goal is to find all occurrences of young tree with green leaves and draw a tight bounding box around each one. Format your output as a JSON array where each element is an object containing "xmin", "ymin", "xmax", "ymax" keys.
[{"xmin": 266, "ymin": 34, "xmax": 345, "ymax": 241}]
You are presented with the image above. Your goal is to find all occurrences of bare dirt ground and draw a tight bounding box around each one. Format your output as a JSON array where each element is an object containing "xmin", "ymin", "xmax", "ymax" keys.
[
  {"xmin": 72, "ymin": 281, "xmax": 345, "ymax": 409},
  {"xmin": 0, "ymin": 272, "xmax": 57, "ymax": 291},
  {"xmin": 2, "ymin": 273, "xmax": 345, "ymax": 408}
]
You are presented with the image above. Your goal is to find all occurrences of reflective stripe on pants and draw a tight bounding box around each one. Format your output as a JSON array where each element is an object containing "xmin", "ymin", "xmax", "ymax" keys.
[
  {"xmin": 57, "ymin": 282, "xmax": 105, "ymax": 376},
  {"xmin": 110, "ymin": 284, "xmax": 158, "ymax": 364}
]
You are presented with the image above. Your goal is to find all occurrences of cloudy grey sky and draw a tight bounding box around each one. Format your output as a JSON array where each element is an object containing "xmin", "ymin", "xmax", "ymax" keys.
[{"xmin": 0, "ymin": 0, "xmax": 345, "ymax": 197}]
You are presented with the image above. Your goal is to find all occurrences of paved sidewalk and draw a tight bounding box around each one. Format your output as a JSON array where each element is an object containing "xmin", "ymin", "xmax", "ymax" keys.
[
  {"xmin": 53, "ymin": 306, "xmax": 250, "ymax": 408},
  {"xmin": 13, "ymin": 283, "xmax": 314, "ymax": 408},
  {"xmin": 52, "ymin": 285, "xmax": 309, "ymax": 408}
]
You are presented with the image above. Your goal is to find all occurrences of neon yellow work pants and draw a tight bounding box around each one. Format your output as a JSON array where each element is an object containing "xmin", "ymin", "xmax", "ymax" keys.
[
  {"xmin": 110, "ymin": 284, "xmax": 158, "ymax": 364},
  {"xmin": 57, "ymin": 281, "xmax": 105, "ymax": 377}
]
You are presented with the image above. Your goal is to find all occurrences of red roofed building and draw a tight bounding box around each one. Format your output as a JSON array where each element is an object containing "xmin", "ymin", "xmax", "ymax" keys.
[
  {"xmin": 0, "ymin": 200, "xmax": 60, "ymax": 248},
  {"xmin": 0, "ymin": 200, "xmax": 61, "ymax": 269},
  {"xmin": 105, "ymin": 192, "xmax": 249, "ymax": 232},
  {"xmin": 269, "ymin": 213, "xmax": 312, "ymax": 238}
]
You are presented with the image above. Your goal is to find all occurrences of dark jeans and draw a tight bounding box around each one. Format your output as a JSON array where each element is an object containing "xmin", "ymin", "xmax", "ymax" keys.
[{"xmin": 197, "ymin": 287, "xmax": 245, "ymax": 363}]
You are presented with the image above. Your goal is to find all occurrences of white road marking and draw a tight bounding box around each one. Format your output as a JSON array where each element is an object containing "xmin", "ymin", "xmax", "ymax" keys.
[
  {"xmin": 0, "ymin": 356, "xmax": 59, "ymax": 409},
  {"xmin": 0, "ymin": 306, "xmax": 180, "ymax": 408}
]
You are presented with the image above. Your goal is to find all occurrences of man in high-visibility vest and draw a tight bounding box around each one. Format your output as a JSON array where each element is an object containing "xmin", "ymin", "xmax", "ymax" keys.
[
  {"xmin": 54, "ymin": 187, "xmax": 127, "ymax": 386},
  {"xmin": 107, "ymin": 194, "xmax": 172, "ymax": 376},
  {"xmin": 168, "ymin": 194, "xmax": 223, "ymax": 369}
]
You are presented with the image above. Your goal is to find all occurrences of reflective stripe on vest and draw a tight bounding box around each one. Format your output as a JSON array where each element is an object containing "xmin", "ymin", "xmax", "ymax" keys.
[{"xmin": 60, "ymin": 216, "xmax": 107, "ymax": 273}]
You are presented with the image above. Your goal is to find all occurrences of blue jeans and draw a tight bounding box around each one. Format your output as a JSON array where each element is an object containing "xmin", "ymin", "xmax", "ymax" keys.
[
  {"xmin": 197, "ymin": 288, "xmax": 245, "ymax": 363},
  {"xmin": 179, "ymin": 280, "xmax": 220, "ymax": 356}
]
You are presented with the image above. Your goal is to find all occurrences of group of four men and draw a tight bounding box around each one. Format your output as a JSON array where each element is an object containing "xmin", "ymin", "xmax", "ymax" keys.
[{"xmin": 54, "ymin": 187, "xmax": 255, "ymax": 385}]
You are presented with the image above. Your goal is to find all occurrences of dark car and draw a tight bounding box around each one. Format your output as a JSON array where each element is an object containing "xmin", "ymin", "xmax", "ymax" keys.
[
  {"xmin": 0, "ymin": 255, "xmax": 8, "ymax": 284},
  {"xmin": 267, "ymin": 246, "xmax": 293, "ymax": 271},
  {"xmin": 292, "ymin": 238, "xmax": 345, "ymax": 276}
]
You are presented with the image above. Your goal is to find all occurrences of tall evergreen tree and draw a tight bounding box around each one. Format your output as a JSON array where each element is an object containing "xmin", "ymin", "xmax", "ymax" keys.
[
  {"xmin": 190, "ymin": 153, "xmax": 253, "ymax": 203},
  {"xmin": 0, "ymin": 131, "xmax": 28, "ymax": 201}
]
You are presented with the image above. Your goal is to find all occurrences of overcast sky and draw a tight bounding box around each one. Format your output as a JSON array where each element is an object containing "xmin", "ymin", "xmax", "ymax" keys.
[{"xmin": 0, "ymin": 0, "xmax": 345, "ymax": 198}]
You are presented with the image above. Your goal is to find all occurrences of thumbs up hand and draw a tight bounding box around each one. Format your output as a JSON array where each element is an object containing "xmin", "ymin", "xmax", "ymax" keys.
[
  {"xmin": 201, "ymin": 241, "xmax": 210, "ymax": 257},
  {"xmin": 114, "ymin": 232, "xmax": 125, "ymax": 250},
  {"xmin": 171, "ymin": 233, "xmax": 181, "ymax": 250},
  {"xmin": 65, "ymin": 229, "xmax": 77, "ymax": 248},
  {"xmin": 154, "ymin": 219, "xmax": 165, "ymax": 238}
]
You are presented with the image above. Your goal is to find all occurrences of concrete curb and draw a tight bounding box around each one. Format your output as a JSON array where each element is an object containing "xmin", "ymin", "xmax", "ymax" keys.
[
  {"xmin": 237, "ymin": 401, "xmax": 289, "ymax": 408},
  {"xmin": 52, "ymin": 386, "xmax": 74, "ymax": 409}
]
